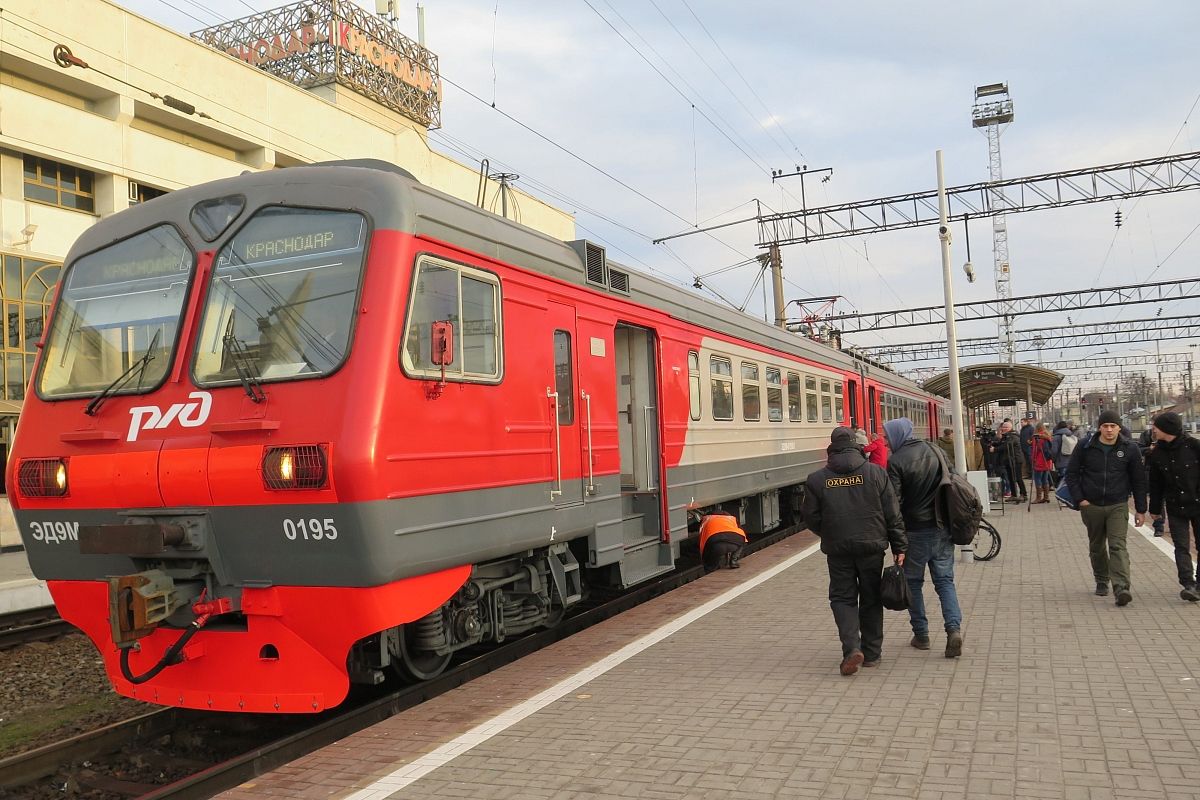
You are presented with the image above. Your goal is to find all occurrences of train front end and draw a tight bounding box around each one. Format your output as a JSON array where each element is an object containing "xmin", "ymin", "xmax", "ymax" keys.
[{"xmin": 6, "ymin": 167, "xmax": 469, "ymax": 712}]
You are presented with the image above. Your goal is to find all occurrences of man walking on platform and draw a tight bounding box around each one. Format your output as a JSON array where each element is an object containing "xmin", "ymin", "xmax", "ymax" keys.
[
  {"xmin": 884, "ymin": 417, "xmax": 965, "ymax": 658},
  {"xmin": 802, "ymin": 427, "xmax": 906, "ymax": 676},
  {"xmin": 1145, "ymin": 412, "xmax": 1200, "ymax": 602},
  {"xmin": 1065, "ymin": 410, "xmax": 1147, "ymax": 605}
]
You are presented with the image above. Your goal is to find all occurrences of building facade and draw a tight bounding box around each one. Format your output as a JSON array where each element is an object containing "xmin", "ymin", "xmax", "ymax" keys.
[{"xmin": 0, "ymin": 0, "xmax": 576, "ymax": 546}]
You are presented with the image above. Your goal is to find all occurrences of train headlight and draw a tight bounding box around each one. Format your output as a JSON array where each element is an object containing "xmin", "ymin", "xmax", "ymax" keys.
[
  {"xmin": 262, "ymin": 445, "xmax": 327, "ymax": 490},
  {"xmin": 18, "ymin": 458, "xmax": 69, "ymax": 497}
]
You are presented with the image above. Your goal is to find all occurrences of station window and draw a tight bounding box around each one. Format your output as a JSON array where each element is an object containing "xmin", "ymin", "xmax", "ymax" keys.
[
  {"xmin": 23, "ymin": 155, "xmax": 95, "ymax": 213},
  {"xmin": 834, "ymin": 381, "xmax": 844, "ymax": 423},
  {"xmin": 787, "ymin": 371, "xmax": 801, "ymax": 422},
  {"xmin": 402, "ymin": 257, "xmax": 502, "ymax": 382},
  {"xmin": 1, "ymin": 255, "xmax": 59, "ymax": 404},
  {"xmin": 805, "ymin": 376, "xmax": 818, "ymax": 423},
  {"xmin": 710, "ymin": 356, "xmax": 733, "ymax": 421},
  {"xmin": 129, "ymin": 183, "xmax": 169, "ymax": 206},
  {"xmin": 741, "ymin": 362, "xmax": 760, "ymax": 422},
  {"xmin": 688, "ymin": 351, "xmax": 701, "ymax": 421},
  {"xmin": 553, "ymin": 331, "xmax": 573, "ymax": 425},
  {"xmin": 766, "ymin": 367, "xmax": 783, "ymax": 422}
]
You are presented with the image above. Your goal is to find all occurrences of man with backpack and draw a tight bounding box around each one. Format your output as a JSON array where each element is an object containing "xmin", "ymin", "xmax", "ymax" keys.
[
  {"xmin": 1051, "ymin": 421, "xmax": 1078, "ymax": 478},
  {"xmin": 884, "ymin": 417, "xmax": 964, "ymax": 658},
  {"xmin": 1065, "ymin": 410, "xmax": 1147, "ymax": 605},
  {"xmin": 1146, "ymin": 412, "xmax": 1200, "ymax": 601}
]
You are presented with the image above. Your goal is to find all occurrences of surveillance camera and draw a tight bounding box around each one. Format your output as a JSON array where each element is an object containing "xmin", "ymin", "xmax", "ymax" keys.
[
  {"xmin": 20, "ymin": 223, "xmax": 37, "ymax": 237},
  {"xmin": 963, "ymin": 261, "xmax": 975, "ymax": 283},
  {"xmin": 938, "ymin": 225, "xmax": 948, "ymax": 235}
]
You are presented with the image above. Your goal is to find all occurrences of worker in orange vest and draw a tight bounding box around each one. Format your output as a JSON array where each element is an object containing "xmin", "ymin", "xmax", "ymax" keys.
[{"xmin": 699, "ymin": 511, "xmax": 748, "ymax": 572}]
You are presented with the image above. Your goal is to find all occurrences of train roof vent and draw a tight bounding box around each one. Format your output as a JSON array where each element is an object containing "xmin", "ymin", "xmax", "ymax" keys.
[
  {"xmin": 607, "ymin": 267, "xmax": 630, "ymax": 295},
  {"xmin": 569, "ymin": 240, "xmax": 607, "ymax": 287}
]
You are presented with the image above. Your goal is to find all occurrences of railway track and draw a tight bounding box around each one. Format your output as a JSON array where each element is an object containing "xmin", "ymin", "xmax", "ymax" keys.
[
  {"xmin": 0, "ymin": 525, "xmax": 802, "ymax": 799},
  {"xmin": 0, "ymin": 605, "xmax": 77, "ymax": 650}
]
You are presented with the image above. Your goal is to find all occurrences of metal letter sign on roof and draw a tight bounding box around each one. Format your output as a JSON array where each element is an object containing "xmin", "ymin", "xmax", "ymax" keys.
[{"xmin": 193, "ymin": 0, "xmax": 442, "ymax": 129}]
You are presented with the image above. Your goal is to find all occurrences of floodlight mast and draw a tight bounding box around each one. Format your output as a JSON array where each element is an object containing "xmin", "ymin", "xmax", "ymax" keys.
[{"xmin": 972, "ymin": 82, "xmax": 1016, "ymax": 364}]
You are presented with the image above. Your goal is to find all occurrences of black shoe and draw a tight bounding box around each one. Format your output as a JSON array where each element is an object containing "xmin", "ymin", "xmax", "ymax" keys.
[
  {"xmin": 1181, "ymin": 587, "xmax": 1200, "ymax": 602},
  {"xmin": 945, "ymin": 630, "xmax": 964, "ymax": 658},
  {"xmin": 1095, "ymin": 583, "xmax": 1109, "ymax": 596},
  {"xmin": 910, "ymin": 634, "xmax": 931, "ymax": 650},
  {"xmin": 862, "ymin": 658, "xmax": 881, "ymax": 668},
  {"xmin": 840, "ymin": 650, "xmax": 864, "ymax": 675},
  {"xmin": 1115, "ymin": 589, "xmax": 1132, "ymax": 607}
]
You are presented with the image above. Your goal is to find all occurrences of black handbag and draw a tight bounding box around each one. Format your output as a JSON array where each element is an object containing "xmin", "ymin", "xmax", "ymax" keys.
[{"xmin": 880, "ymin": 564, "xmax": 911, "ymax": 611}]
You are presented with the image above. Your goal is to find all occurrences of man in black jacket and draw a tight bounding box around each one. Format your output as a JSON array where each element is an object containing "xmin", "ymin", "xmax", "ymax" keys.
[
  {"xmin": 885, "ymin": 417, "xmax": 964, "ymax": 658},
  {"xmin": 802, "ymin": 427, "xmax": 907, "ymax": 675},
  {"xmin": 1065, "ymin": 410, "xmax": 1147, "ymax": 605},
  {"xmin": 1146, "ymin": 412, "xmax": 1200, "ymax": 602},
  {"xmin": 990, "ymin": 421, "xmax": 1028, "ymax": 503}
]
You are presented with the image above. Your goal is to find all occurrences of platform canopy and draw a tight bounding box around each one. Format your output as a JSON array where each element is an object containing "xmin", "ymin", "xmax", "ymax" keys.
[{"xmin": 921, "ymin": 363, "xmax": 1063, "ymax": 407}]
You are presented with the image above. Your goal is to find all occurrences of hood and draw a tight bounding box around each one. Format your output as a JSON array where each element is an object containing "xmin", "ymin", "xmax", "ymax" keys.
[
  {"xmin": 937, "ymin": 435, "xmax": 953, "ymax": 446},
  {"xmin": 827, "ymin": 446, "xmax": 867, "ymax": 475},
  {"xmin": 883, "ymin": 418, "xmax": 914, "ymax": 451}
]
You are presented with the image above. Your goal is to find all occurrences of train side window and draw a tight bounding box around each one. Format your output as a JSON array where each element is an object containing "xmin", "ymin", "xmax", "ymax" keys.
[
  {"xmin": 553, "ymin": 330, "xmax": 574, "ymax": 424},
  {"xmin": 710, "ymin": 356, "xmax": 733, "ymax": 421},
  {"xmin": 741, "ymin": 362, "xmax": 760, "ymax": 422},
  {"xmin": 787, "ymin": 371, "xmax": 801, "ymax": 422},
  {"xmin": 834, "ymin": 381, "xmax": 844, "ymax": 423},
  {"xmin": 766, "ymin": 367, "xmax": 782, "ymax": 422},
  {"xmin": 688, "ymin": 351, "xmax": 701, "ymax": 421},
  {"xmin": 805, "ymin": 375, "xmax": 818, "ymax": 423},
  {"xmin": 820, "ymin": 379, "xmax": 832, "ymax": 423},
  {"xmin": 402, "ymin": 257, "xmax": 502, "ymax": 383}
]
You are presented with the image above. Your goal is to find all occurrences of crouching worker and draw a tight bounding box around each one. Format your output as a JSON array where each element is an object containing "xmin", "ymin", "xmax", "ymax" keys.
[
  {"xmin": 699, "ymin": 510, "xmax": 748, "ymax": 572},
  {"xmin": 802, "ymin": 427, "xmax": 907, "ymax": 675}
]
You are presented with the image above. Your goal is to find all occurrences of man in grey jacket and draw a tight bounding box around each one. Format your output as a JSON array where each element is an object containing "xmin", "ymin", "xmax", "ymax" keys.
[{"xmin": 802, "ymin": 427, "xmax": 907, "ymax": 675}]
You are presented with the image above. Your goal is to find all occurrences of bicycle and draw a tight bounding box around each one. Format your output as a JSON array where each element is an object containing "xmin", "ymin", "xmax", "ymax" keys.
[{"xmin": 972, "ymin": 518, "xmax": 1002, "ymax": 561}]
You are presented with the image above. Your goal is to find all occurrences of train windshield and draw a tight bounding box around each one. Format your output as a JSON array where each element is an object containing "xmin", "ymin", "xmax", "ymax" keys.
[
  {"xmin": 193, "ymin": 207, "xmax": 367, "ymax": 387},
  {"xmin": 38, "ymin": 225, "xmax": 193, "ymax": 399}
]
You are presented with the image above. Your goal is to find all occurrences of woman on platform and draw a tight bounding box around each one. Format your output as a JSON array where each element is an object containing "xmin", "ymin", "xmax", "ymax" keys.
[{"xmin": 1031, "ymin": 423, "xmax": 1055, "ymax": 503}]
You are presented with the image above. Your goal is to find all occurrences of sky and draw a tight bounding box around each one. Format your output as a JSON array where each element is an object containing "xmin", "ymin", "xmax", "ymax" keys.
[{"xmin": 121, "ymin": 0, "xmax": 1200, "ymax": 397}]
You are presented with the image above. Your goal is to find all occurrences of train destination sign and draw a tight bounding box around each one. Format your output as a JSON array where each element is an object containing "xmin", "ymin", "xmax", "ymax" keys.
[{"xmin": 193, "ymin": 0, "xmax": 442, "ymax": 128}]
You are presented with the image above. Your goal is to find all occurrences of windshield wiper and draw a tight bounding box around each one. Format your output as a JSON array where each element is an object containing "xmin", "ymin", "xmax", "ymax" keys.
[
  {"xmin": 84, "ymin": 328, "xmax": 162, "ymax": 416},
  {"xmin": 222, "ymin": 316, "xmax": 265, "ymax": 403}
]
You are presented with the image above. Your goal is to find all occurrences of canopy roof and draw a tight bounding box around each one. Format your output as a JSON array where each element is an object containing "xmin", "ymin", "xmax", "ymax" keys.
[{"xmin": 921, "ymin": 363, "xmax": 1063, "ymax": 407}]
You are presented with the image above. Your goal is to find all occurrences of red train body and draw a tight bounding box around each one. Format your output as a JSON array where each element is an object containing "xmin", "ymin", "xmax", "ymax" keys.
[{"xmin": 8, "ymin": 161, "xmax": 947, "ymax": 712}]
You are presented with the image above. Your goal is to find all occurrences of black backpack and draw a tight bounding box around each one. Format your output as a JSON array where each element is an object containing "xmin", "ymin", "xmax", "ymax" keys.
[{"xmin": 925, "ymin": 442, "xmax": 984, "ymax": 546}]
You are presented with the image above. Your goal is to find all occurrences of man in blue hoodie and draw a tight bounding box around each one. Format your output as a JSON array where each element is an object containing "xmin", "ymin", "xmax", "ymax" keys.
[
  {"xmin": 884, "ymin": 417, "xmax": 965, "ymax": 658},
  {"xmin": 802, "ymin": 427, "xmax": 907, "ymax": 675}
]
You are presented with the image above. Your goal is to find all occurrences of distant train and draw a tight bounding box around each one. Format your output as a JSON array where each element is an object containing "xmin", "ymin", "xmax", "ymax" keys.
[{"xmin": 8, "ymin": 160, "xmax": 948, "ymax": 712}]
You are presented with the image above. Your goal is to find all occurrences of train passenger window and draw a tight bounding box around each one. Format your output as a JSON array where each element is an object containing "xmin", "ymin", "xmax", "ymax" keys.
[
  {"xmin": 820, "ymin": 380, "xmax": 832, "ymax": 422},
  {"xmin": 400, "ymin": 257, "xmax": 502, "ymax": 383},
  {"xmin": 38, "ymin": 225, "xmax": 192, "ymax": 399},
  {"xmin": 766, "ymin": 367, "xmax": 782, "ymax": 422},
  {"xmin": 741, "ymin": 362, "xmax": 760, "ymax": 422},
  {"xmin": 688, "ymin": 351, "xmax": 701, "ymax": 421},
  {"xmin": 805, "ymin": 376, "xmax": 817, "ymax": 423},
  {"xmin": 787, "ymin": 372, "xmax": 801, "ymax": 422},
  {"xmin": 194, "ymin": 208, "xmax": 368, "ymax": 387},
  {"xmin": 710, "ymin": 356, "xmax": 733, "ymax": 421},
  {"xmin": 834, "ymin": 381, "xmax": 844, "ymax": 422},
  {"xmin": 553, "ymin": 331, "xmax": 574, "ymax": 424}
]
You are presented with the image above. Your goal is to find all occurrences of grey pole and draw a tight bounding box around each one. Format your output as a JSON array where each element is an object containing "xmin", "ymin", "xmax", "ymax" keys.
[{"xmin": 936, "ymin": 151, "xmax": 967, "ymax": 475}]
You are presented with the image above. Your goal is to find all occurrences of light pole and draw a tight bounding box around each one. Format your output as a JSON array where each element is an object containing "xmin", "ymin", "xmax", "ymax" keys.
[{"xmin": 1130, "ymin": 347, "xmax": 1161, "ymax": 412}]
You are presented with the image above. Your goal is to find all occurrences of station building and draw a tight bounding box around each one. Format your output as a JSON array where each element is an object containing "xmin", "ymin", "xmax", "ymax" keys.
[{"xmin": 0, "ymin": 0, "xmax": 576, "ymax": 546}]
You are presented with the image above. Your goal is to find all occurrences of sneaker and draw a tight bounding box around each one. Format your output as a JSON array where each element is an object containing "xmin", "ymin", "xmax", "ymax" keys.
[
  {"xmin": 1095, "ymin": 583, "xmax": 1109, "ymax": 596},
  {"xmin": 840, "ymin": 650, "xmax": 864, "ymax": 675},
  {"xmin": 945, "ymin": 630, "xmax": 964, "ymax": 658},
  {"xmin": 910, "ymin": 634, "xmax": 931, "ymax": 650},
  {"xmin": 1115, "ymin": 589, "xmax": 1132, "ymax": 607},
  {"xmin": 1181, "ymin": 587, "xmax": 1200, "ymax": 602},
  {"xmin": 863, "ymin": 658, "xmax": 881, "ymax": 668}
]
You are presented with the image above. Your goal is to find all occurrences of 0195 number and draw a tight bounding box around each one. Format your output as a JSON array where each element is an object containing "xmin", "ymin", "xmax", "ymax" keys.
[{"xmin": 283, "ymin": 518, "xmax": 338, "ymax": 541}]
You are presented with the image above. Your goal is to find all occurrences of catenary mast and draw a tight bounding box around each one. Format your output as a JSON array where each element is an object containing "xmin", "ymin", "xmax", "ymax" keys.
[{"xmin": 972, "ymin": 83, "xmax": 1016, "ymax": 363}]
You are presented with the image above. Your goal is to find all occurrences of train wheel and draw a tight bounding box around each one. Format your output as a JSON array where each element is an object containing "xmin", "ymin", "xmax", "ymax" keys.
[{"xmin": 394, "ymin": 624, "xmax": 451, "ymax": 682}]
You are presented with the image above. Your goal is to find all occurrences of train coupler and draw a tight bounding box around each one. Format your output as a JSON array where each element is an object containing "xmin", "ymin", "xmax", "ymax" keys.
[{"xmin": 108, "ymin": 570, "xmax": 182, "ymax": 648}]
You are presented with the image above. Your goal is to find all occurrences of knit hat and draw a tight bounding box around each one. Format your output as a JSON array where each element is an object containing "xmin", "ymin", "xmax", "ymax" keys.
[
  {"xmin": 1153, "ymin": 411, "xmax": 1183, "ymax": 437},
  {"xmin": 1097, "ymin": 410, "xmax": 1121, "ymax": 427},
  {"xmin": 829, "ymin": 426, "xmax": 857, "ymax": 449}
]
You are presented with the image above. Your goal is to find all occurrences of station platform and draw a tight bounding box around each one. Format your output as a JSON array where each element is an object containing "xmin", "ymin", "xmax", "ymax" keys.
[
  {"xmin": 217, "ymin": 506, "xmax": 1200, "ymax": 800},
  {"xmin": 0, "ymin": 547, "xmax": 51, "ymax": 614}
]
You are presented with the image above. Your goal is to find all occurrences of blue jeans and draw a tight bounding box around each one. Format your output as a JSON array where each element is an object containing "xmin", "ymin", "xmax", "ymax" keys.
[{"xmin": 904, "ymin": 528, "xmax": 963, "ymax": 636}]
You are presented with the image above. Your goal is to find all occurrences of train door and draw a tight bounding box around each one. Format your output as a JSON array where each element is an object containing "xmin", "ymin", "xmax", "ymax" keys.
[
  {"xmin": 868, "ymin": 386, "xmax": 878, "ymax": 433},
  {"xmin": 547, "ymin": 301, "xmax": 584, "ymax": 507},
  {"xmin": 613, "ymin": 324, "xmax": 662, "ymax": 536},
  {"xmin": 848, "ymin": 378, "xmax": 860, "ymax": 429}
]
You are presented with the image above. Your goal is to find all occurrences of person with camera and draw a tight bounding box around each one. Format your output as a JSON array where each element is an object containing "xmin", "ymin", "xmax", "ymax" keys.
[
  {"xmin": 990, "ymin": 420, "xmax": 1028, "ymax": 503},
  {"xmin": 802, "ymin": 427, "xmax": 906, "ymax": 676}
]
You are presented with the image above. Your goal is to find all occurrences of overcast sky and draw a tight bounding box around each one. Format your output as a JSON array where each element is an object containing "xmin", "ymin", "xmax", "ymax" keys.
[{"xmin": 122, "ymin": 0, "xmax": 1200, "ymax": 394}]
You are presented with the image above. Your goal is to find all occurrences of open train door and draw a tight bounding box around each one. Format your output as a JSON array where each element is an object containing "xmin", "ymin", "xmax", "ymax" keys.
[{"xmin": 612, "ymin": 323, "xmax": 671, "ymax": 586}]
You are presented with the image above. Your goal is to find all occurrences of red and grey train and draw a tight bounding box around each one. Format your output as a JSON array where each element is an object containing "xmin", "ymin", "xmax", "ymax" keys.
[{"xmin": 8, "ymin": 160, "xmax": 948, "ymax": 713}]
